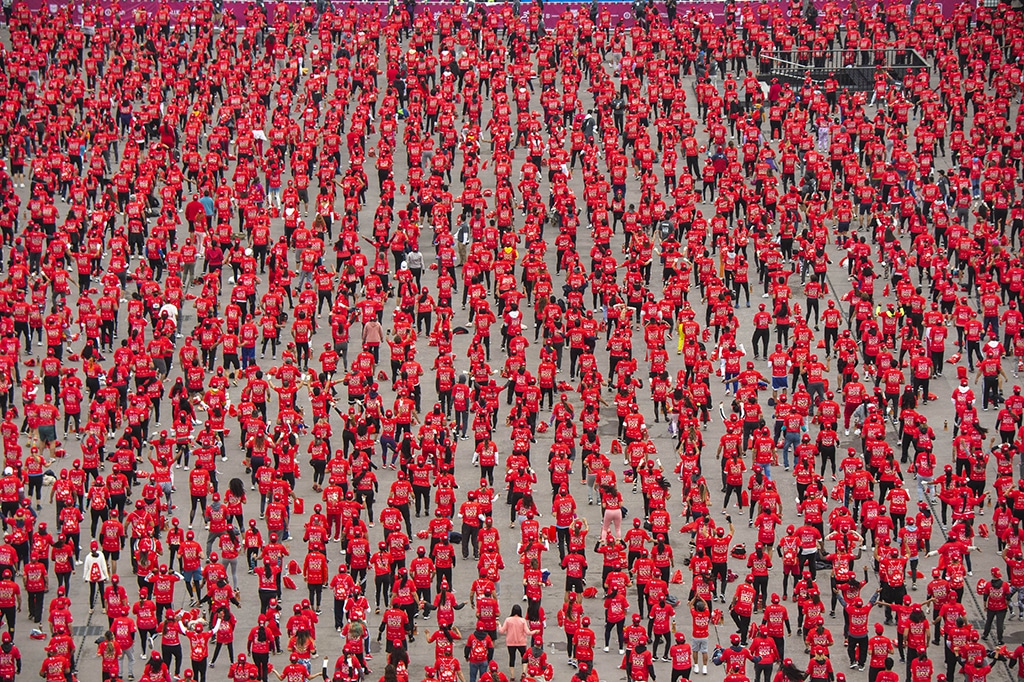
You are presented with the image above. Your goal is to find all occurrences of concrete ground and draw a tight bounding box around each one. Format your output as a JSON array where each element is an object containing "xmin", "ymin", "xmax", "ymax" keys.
[{"xmin": 1, "ymin": 7, "xmax": 1019, "ymax": 682}]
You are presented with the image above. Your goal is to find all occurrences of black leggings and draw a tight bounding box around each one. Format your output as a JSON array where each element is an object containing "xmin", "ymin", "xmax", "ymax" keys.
[
  {"xmin": 89, "ymin": 580, "xmax": 106, "ymax": 609},
  {"xmin": 211, "ymin": 642, "xmax": 234, "ymax": 665},
  {"xmin": 604, "ymin": 620, "xmax": 625, "ymax": 648},
  {"xmin": 507, "ymin": 645, "xmax": 526, "ymax": 668},
  {"xmin": 651, "ymin": 632, "xmax": 671, "ymax": 658},
  {"xmin": 190, "ymin": 496, "xmax": 208, "ymax": 523},
  {"xmin": 375, "ymin": 574, "xmax": 392, "ymax": 608},
  {"xmin": 252, "ymin": 651, "xmax": 269, "ymax": 682}
]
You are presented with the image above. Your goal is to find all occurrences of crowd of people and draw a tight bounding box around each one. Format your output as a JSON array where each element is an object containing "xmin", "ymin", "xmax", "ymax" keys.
[{"xmin": 0, "ymin": 0, "xmax": 1023, "ymax": 682}]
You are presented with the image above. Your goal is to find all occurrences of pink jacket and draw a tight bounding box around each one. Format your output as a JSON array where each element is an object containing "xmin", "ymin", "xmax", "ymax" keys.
[{"xmin": 498, "ymin": 616, "xmax": 536, "ymax": 647}]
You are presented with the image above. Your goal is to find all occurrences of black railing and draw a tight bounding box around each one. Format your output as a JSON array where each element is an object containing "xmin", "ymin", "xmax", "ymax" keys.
[{"xmin": 758, "ymin": 47, "xmax": 930, "ymax": 91}]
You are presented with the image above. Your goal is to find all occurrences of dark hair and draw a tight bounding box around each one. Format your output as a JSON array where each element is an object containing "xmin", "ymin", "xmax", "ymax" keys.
[
  {"xmin": 510, "ymin": 604, "xmax": 523, "ymax": 618},
  {"xmin": 387, "ymin": 647, "xmax": 409, "ymax": 668},
  {"xmin": 778, "ymin": 661, "xmax": 808, "ymax": 682}
]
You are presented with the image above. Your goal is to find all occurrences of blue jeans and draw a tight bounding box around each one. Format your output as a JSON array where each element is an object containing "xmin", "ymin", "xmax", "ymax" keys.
[
  {"xmin": 781, "ymin": 431, "xmax": 801, "ymax": 468},
  {"xmin": 917, "ymin": 475, "xmax": 934, "ymax": 503},
  {"xmin": 469, "ymin": 661, "xmax": 488, "ymax": 682}
]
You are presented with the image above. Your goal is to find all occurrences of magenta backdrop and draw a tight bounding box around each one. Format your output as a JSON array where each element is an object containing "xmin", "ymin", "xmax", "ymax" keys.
[
  {"xmin": 22, "ymin": 0, "xmax": 957, "ymax": 29},
  {"xmin": 19, "ymin": 0, "xmax": 798, "ymax": 27}
]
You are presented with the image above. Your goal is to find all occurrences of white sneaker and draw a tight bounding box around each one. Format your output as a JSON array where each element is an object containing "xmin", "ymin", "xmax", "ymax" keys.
[
  {"xmin": 604, "ymin": 647, "xmax": 610, "ymax": 653},
  {"xmin": 844, "ymin": 429, "xmax": 849, "ymax": 436},
  {"xmin": 703, "ymin": 665, "xmax": 708, "ymax": 674}
]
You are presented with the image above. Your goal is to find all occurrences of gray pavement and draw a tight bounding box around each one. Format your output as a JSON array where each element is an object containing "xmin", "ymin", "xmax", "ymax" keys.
[{"xmin": 0, "ymin": 6, "xmax": 1019, "ymax": 682}]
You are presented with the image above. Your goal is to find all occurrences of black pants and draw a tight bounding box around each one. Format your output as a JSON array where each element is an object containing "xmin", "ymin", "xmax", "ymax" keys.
[
  {"xmin": 27, "ymin": 590, "xmax": 44, "ymax": 622},
  {"xmin": 731, "ymin": 612, "xmax": 751, "ymax": 644},
  {"xmin": 308, "ymin": 584, "xmax": 323, "ymax": 611},
  {"xmin": 252, "ymin": 651, "xmax": 269, "ymax": 682},
  {"xmin": 983, "ymin": 376, "xmax": 1001, "ymax": 409},
  {"xmin": 983, "ymin": 608, "xmax": 1007, "ymax": 642},
  {"xmin": 651, "ymin": 632, "xmax": 671, "ymax": 658},
  {"xmin": 89, "ymin": 580, "xmax": 107, "ymax": 609},
  {"xmin": 259, "ymin": 588, "xmax": 276, "ymax": 613},
  {"xmin": 753, "ymin": 576, "xmax": 768, "ymax": 603},
  {"xmin": 461, "ymin": 523, "xmax": 479, "ymax": 558},
  {"xmin": 91, "ymin": 508, "xmax": 109, "ymax": 537},
  {"xmin": 556, "ymin": 527, "xmax": 570, "ymax": 560},
  {"xmin": 848, "ymin": 635, "xmax": 868, "ymax": 666},
  {"xmin": 798, "ymin": 552, "xmax": 817, "ymax": 580},
  {"xmin": 162, "ymin": 643, "xmax": 183, "ymax": 676},
  {"xmin": 375, "ymin": 574, "xmax": 392, "ymax": 608},
  {"xmin": 752, "ymin": 329, "xmax": 769, "ymax": 357},
  {"xmin": 211, "ymin": 642, "xmax": 235, "ymax": 666},
  {"xmin": 335, "ymin": 598, "xmax": 347, "ymax": 629},
  {"xmin": 723, "ymin": 484, "xmax": 743, "ymax": 509},
  {"xmin": 191, "ymin": 658, "xmax": 207, "ymax": 682},
  {"xmin": 413, "ymin": 485, "xmax": 430, "ymax": 515},
  {"xmin": 604, "ymin": 620, "xmax": 624, "ymax": 648}
]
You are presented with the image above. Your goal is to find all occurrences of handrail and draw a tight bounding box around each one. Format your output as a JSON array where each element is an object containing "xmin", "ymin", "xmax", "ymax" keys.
[{"xmin": 761, "ymin": 48, "xmax": 929, "ymax": 75}]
